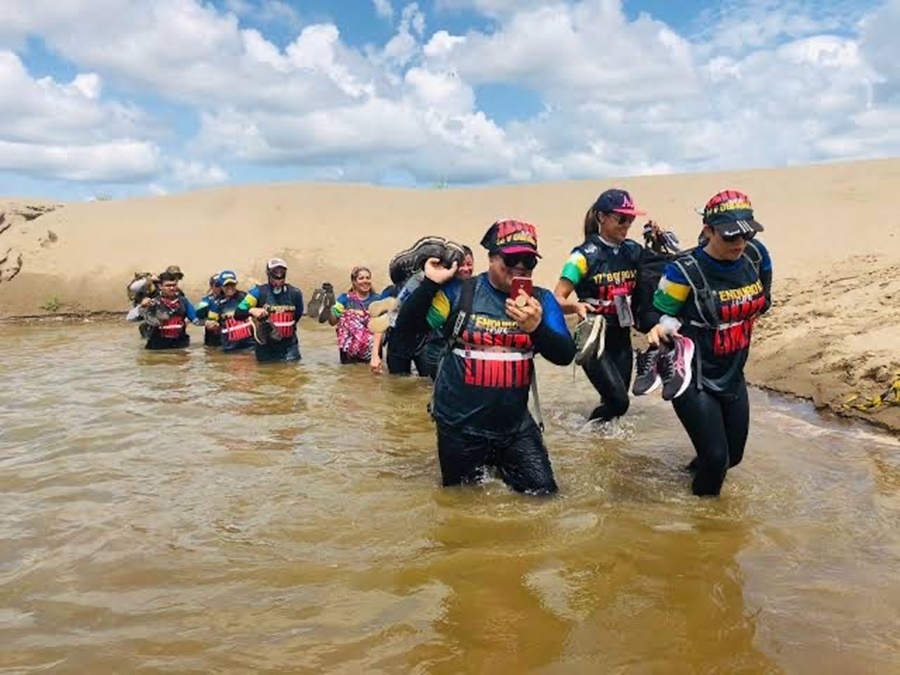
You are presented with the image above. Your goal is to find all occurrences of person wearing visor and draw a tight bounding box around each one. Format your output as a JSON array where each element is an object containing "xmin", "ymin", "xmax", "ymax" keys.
[
  {"xmin": 553, "ymin": 188, "xmax": 674, "ymax": 423},
  {"xmin": 394, "ymin": 219, "xmax": 575, "ymax": 496},
  {"xmin": 233, "ymin": 258, "xmax": 305, "ymax": 362},
  {"xmin": 206, "ymin": 270, "xmax": 255, "ymax": 352},
  {"xmin": 645, "ymin": 190, "xmax": 772, "ymax": 497}
]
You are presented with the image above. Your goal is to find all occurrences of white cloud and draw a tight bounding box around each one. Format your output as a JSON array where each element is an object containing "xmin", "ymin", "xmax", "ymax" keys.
[
  {"xmin": 170, "ymin": 159, "xmax": 229, "ymax": 187},
  {"xmin": 372, "ymin": 0, "xmax": 394, "ymax": 20},
  {"xmin": 0, "ymin": 139, "xmax": 159, "ymax": 182},
  {"xmin": 0, "ymin": 0, "xmax": 898, "ymax": 190}
]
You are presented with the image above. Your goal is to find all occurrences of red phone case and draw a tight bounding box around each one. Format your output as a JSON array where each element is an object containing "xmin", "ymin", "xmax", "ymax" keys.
[{"xmin": 510, "ymin": 277, "xmax": 533, "ymax": 298}]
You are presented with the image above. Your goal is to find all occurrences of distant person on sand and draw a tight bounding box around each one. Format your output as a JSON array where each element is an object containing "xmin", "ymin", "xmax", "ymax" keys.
[
  {"xmin": 126, "ymin": 270, "xmax": 199, "ymax": 350},
  {"xmin": 644, "ymin": 190, "xmax": 772, "ymax": 497},
  {"xmin": 205, "ymin": 270, "xmax": 255, "ymax": 352},
  {"xmin": 394, "ymin": 219, "xmax": 575, "ymax": 495},
  {"xmin": 327, "ymin": 265, "xmax": 379, "ymax": 364},
  {"xmin": 552, "ymin": 189, "xmax": 677, "ymax": 424},
  {"xmin": 233, "ymin": 258, "xmax": 304, "ymax": 362}
]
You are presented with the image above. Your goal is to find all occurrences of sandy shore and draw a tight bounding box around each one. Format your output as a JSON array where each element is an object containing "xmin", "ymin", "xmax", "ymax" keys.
[{"xmin": 1, "ymin": 158, "xmax": 898, "ymax": 432}]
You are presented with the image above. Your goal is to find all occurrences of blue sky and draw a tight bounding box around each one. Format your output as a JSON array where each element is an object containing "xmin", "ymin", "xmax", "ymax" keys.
[{"xmin": 0, "ymin": 0, "xmax": 897, "ymax": 201}]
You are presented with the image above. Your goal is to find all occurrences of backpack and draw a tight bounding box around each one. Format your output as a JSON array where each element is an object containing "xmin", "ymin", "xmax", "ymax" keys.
[
  {"xmin": 335, "ymin": 293, "xmax": 374, "ymax": 360},
  {"xmin": 127, "ymin": 272, "xmax": 156, "ymax": 304},
  {"xmin": 671, "ymin": 240, "xmax": 763, "ymax": 329}
]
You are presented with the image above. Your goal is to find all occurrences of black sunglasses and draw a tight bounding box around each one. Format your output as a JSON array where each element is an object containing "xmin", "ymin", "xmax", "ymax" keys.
[
  {"xmin": 721, "ymin": 231, "xmax": 755, "ymax": 243},
  {"xmin": 500, "ymin": 252, "xmax": 538, "ymax": 270},
  {"xmin": 269, "ymin": 272, "xmax": 287, "ymax": 280}
]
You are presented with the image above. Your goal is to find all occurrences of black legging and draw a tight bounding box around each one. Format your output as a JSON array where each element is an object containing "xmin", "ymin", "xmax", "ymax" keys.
[
  {"xmin": 583, "ymin": 325, "xmax": 633, "ymax": 421},
  {"xmin": 672, "ymin": 379, "xmax": 750, "ymax": 497},
  {"xmin": 436, "ymin": 417, "xmax": 558, "ymax": 495}
]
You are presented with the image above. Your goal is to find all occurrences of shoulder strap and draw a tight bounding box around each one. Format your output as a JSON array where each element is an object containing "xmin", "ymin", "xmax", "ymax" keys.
[
  {"xmin": 671, "ymin": 252, "xmax": 718, "ymax": 328},
  {"xmin": 447, "ymin": 276, "xmax": 477, "ymax": 342},
  {"xmin": 742, "ymin": 240, "xmax": 762, "ymax": 272}
]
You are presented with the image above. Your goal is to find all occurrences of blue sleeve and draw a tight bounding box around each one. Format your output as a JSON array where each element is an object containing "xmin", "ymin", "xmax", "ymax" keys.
[
  {"xmin": 184, "ymin": 299, "xmax": 198, "ymax": 322},
  {"xmin": 537, "ymin": 288, "xmax": 568, "ymax": 336}
]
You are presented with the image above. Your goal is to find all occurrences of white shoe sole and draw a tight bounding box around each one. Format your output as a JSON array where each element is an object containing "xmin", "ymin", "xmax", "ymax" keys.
[
  {"xmin": 574, "ymin": 316, "xmax": 604, "ymax": 366},
  {"xmin": 670, "ymin": 337, "xmax": 695, "ymax": 399}
]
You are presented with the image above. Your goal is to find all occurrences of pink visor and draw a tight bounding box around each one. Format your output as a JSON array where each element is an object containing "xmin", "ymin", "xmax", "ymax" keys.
[{"xmin": 500, "ymin": 245, "xmax": 542, "ymax": 258}]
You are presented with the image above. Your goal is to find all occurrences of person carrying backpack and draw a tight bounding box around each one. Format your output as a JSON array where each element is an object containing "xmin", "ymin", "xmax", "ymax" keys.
[
  {"xmin": 552, "ymin": 189, "xmax": 676, "ymax": 423},
  {"xmin": 394, "ymin": 219, "xmax": 575, "ymax": 496},
  {"xmin": 644, "ymin": 190, "xmax": 773, "ymax": 497}
]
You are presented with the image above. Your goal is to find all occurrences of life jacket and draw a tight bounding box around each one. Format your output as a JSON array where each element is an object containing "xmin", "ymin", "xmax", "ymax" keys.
[
  {"xmin": 256, "ymin": 285, "xmax": 299, "ymax": 339},
  {"xmin": 433, "ymin": 276, "xmax": 545, "ymax": 430},
  {"xmin": 157, "ymin": 297, "xmax": 187, "ymax": 339},
  {"xmin": 335, "ymin": 293, "xmax": 373, "ymax": 360},
  {"xmin": 671, "ymin": 240, "xmax": 763, "ymax": 330}
]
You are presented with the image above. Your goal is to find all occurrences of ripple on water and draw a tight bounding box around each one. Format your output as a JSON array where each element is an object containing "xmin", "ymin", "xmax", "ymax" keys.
[{"xmin": 0, "ymin": 323, "xmax": 898, "ymax": 673}]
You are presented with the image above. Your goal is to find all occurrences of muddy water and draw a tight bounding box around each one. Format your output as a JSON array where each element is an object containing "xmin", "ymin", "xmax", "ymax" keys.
[{"xmin": 1, "ymin": 321, "xmax": 899, "ymax": 674}]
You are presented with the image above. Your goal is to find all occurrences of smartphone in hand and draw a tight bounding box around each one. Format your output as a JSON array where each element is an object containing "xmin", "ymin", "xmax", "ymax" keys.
[{"xmin": 510, "ymin": 276, "xmax": 533, "ymax": 306}]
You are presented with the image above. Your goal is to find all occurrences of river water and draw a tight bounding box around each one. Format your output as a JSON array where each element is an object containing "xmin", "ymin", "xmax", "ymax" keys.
[{"xmin": 1, "ymin": 321, "xmax": 899, "ymax": 674}]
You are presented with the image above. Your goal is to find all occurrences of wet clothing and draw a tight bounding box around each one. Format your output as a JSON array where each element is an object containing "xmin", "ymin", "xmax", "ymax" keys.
[
  {"xmin": 332, "ymin": 292, "xmax": 377, "ymax": 364},
  {"xmin": 673, "ymin": 380, "xmax": 750, "ymax": 497},
  {"xmin": 560, "ymin": 234, "xmax": 669, "ymax": 421},
  {"xmin": 395, "ymin": 272, "xmax": 575, "ymax": 494},
  {"xmin": 233, "ymin": 283, "xmax": 304, "ymax": 362},
  {"xmin": 650, "ymin": 240, "xmax": 772, "ymax": 496},
  {"xmin": 436, "ymin": 417, "xmax": 557, "ymax": 494},
  {"xmin": 383, "ymin": 272, "xmax": 432, "ymax": 377},
  {"xmin": 208, "ymin": 291, "xmax": 255, "ymax": 352},
  {"xmin": 137, "ymin": 296, "xmax": 198, "ymax": 350},
  {"xmin": 582, "ymin": 326, "xmax": 634, "ymax": 421},
  {"xmin": 195, "ymin": 291, "xmax": 223, "ymax": 347}
]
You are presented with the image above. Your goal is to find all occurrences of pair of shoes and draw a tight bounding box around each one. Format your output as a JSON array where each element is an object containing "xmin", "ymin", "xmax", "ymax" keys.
[
  {"xmin": 250, "ymin": 315, "xmax": 282, "ymax": 345},
  {"xmin": 632, "ymin": 336, "xmax": 695, "ymax": 400},
  {"xmin": 317, "ymin": 283, "xmax": 335, "ymax": 323},
  {"xmin": 307, "ymin": 281, "xmax": 335, "ymax": 320},
  {"xmin": 388, "ymin": 236, "xmax": 466, "ymax": 286},
  {"xmin": 573, "ymin": 314, "xmax": 606, "ymax": 366},
  {"xmin": 367, "ymin": 297, "xmax": 397, "ymax": 335}
]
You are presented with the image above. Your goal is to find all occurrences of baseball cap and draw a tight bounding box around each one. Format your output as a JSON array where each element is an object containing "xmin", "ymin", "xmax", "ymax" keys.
[
  {"xmin": 593, "ymin": 189, "xmax": 646, "ymax": 216},
  {"xmin": 480, "ymin": 219, "xmax": 541, "ymax": 258},
  {"xmin": 164, "ymin": 264, "xmax": 184, "ymax": 277},
  {"xmin": 700, "ymin": 190, "xmax": 764, "ymax": 237},
  {"xmin": 266, "ymin": 257, "xmax": 288, "ymax": 271},
  {"xmin": 218, "ymin": 270, "xmax": 238, "ymax": 286}
]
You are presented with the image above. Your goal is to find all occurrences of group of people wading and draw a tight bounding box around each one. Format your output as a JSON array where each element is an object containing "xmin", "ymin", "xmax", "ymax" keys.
[{"xmin": 126, "ymin": 188, "xmax": 772, "ymax": 499}]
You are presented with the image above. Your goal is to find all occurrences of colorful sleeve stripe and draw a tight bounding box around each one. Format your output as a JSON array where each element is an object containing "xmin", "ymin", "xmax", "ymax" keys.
[
  {"xmin": 560, "ymin": 252, "xmax": 588, "ymax": 285},
  {"xmin": 653, "ymin": 263, "xmax": 691, "ymax": 316},
  {"xmin": 237, "ymin": 288, "xmax": 259, "ymax": 311},
  {"xmin": 426, "ymin": 290, "xmax": 451, "ymax": 330}
]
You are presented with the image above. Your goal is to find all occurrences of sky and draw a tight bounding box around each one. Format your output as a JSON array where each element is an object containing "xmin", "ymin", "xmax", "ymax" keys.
[{"xmin": 0, "ymin": 0, "xmax": 898, "ymax": 200}]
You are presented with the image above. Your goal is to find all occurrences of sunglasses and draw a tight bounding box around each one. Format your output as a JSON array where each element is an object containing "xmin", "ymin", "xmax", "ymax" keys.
[
  {"xmin": 500, "ymin": 253, "xmax": 538, "ymax": 270},
  {"xmin": 269, "ymin": 272, "xmax": 286, "ymax": 280},
  {"xmin": 721, "ymin": 231, "xmax": 755, "ymax": 243}
]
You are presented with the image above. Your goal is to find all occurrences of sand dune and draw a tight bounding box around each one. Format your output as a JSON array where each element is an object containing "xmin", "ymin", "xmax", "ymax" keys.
[{"xmin": 1, "ymin": 158, "xmax": 898, "ymax": 432}]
